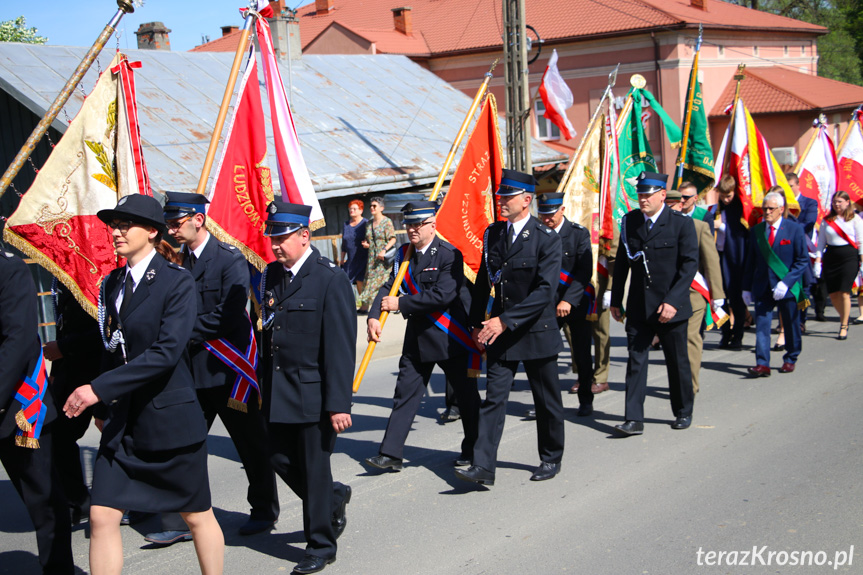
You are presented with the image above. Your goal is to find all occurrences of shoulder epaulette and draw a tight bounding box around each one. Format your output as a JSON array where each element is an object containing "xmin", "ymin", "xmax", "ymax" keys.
[
  {"xmin": 317, "ymin": 256, "xmax": 339, "ymax": 271},
  {"xmin": 438, "ymin": 240, "xmax": 455, "ymax": 251},
  {"xmin": 167, "ymin": 262, "xmax": 185, "ymax": 271},
  {"xmin": 218, "ymin": 242, "xmax": 238, "ymax": 252},
  {"xmin": 570, "ymin": 221, "xmax": 584, "ymax": 229}
]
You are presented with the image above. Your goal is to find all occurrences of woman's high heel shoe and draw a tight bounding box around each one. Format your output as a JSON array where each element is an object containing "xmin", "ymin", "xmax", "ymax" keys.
[{"xmin": 838, "ymin": 325, "xmax": 848, "ymax": 341}]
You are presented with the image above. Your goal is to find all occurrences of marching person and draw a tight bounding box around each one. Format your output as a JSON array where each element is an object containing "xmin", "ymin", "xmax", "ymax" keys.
[
  {"xmin": 64, "ymin": 194, "xmax": 224, "ymax": 575},
  {"xmin": 786, "ymin": 172, "xmax": 822, "ymax": 325},
  {"xmin": 716, "ymin": 174, "xmax": 750, "ymax": 350},
  {"xmin": 610, "ymin": 173, "xmax": 698, "ymax": 435},
  {"xmin": 43, "ymin": 279, "xmax": 102, "ymax": 526},
  {"xmin": 0, "ymin": 221, "xmax": 74, "ymax": 575},
  {"xmin": 456, "ymin": 169, "xmax": 564, "ymax": 486},
  {"xmin": 667, "ymin": 190, "xmax": 725, "ymax": 394},
  {"xmin": 143, "ymin": 192, "xmax": 279, "ymax": 546},
  {"xmin": 678, "ymin": 181, "xmax": 715, "ymax": 234},
  {"xmin": 591, "ymin": 229, "xmax": 618, "ymax": 395},
  {"xmin": 535, "ymin": 192, "xmax": 595, "ymax": 415},
  {"xmin": 742, "ymin": 191, "xmax": 810, "ymax": 376},
  {"xmin": 364, "ymin": 201, "xmax": 480, "ymax": 471},
  {"xmin": 259, "ymin": 201, "xmax": 354, "ymax": 575}
]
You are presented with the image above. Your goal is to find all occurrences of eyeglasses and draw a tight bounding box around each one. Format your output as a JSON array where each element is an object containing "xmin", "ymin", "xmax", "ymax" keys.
[
  {"xmin": 166, "ymin": 215, "xmax": 193, "ymax": 230},
  {"xmin": 107, "ymin": 220, "xmax": 135, "ymax": 234},
  {"xmin": 681, "ymin": 195, "xmax": 696, "ymax": 200},
  {"xmin": 404, "ymin": 220, "xmax": 433, "ymax": 230},
  {"xmin": 763, "ymin": 206, "xmax": 783, "ymax": 212}
]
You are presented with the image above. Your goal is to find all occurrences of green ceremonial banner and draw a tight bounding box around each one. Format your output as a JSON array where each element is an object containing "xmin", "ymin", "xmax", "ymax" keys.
[{"xmin": 681, "ymin": 78, "xmax": 715, "ymax": 194}]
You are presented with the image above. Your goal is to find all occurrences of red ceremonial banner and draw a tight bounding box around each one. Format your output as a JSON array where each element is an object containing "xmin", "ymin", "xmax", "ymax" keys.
[{"xmin": 436, "ymin": 95, "xmax": 504, "ymax": 282}]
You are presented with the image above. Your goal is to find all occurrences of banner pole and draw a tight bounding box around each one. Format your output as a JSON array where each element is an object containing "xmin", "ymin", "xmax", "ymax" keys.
[
  {"xmin": 0, "ymin": 0, "xmax": 137, "ymax": 203},
  {"xmin": 674, "ymin": 24, "xmax": 702, "ymax": 190},
  {"xmin": 721, "ymin": 64, "xmax": 746, "ymax": 175},
  {"xmin": 793, "ymin": 118, "xmax": 822, "ymax": 175},
  {"xmin": 353, "ymin": 60, "xmax": 499, "ymax": 393}
]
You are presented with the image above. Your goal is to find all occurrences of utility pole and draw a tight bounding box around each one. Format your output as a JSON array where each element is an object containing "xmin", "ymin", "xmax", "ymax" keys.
[{"xmin": 503, "ymin": 0, "xmax": 531, "ymax": 173}]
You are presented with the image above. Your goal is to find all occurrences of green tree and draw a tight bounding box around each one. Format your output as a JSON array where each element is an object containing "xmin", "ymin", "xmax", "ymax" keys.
[{"xmin": 0, "ymin": 16, "xmax": 48, "ymax": 44}]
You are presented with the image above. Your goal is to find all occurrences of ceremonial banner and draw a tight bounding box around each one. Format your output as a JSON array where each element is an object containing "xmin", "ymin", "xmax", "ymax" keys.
[
  {"xmin": 255, "ymin": 16, "xmax": 324, "ymax": 231},
  {"xmin": 680, "ymin": 76, "xmax": 715, "ymax": 194},
  {"xmin": 538, "ymin": 49, "xmax": 576, "ymax": 140},
  {"xmin": 714, "ymin": 99, "xmax": 798, "ymax": 227},
  {"xmin": 207, "ymin": 44, "xmax": 274, "ymax": 270},
  {"xmin": 796, "ymin": 119, "xmax": 838, "ymax": 226},
  {"xmin": 4, "ymin": 53, "xmax": 149, "ymax": 317},
  {"xmin": 436, "ymin": 95, "xmax": 503, "ymax": 282},
  {"xmin": 837, "ymin": 107, "xmax": 863, "ymax": 205},
  {"xmin": 599, "ymin": 100, "xmax": 620, "ymax": 241}
]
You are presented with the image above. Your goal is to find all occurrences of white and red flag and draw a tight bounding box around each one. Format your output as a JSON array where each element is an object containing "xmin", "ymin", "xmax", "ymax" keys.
[
  {"xmin": 538, "ymin": 49, "xmax": 576, "ymax": 140},
  {"xmin": 4, "ymin": 53, "xmax": 150, "ymax": 316},
  {"xmin": 837, "ymin": 107, "xmax": 863, "ymax": 205},
  {"xmin": 795, "ymin": 117, "xmax": 838, "ymax": 226}
]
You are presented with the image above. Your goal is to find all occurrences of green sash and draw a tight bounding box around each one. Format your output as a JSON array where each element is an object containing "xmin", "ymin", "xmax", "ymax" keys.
[{"xmin": 753, "ymin": 222, "xmax": 809, "ymax": 310}]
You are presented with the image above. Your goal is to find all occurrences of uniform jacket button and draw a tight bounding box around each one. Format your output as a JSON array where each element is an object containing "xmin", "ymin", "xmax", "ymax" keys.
[
  {"xmin": 278, "ymin": 306, "xmax": 283, "ymax": 311},
  {"xmin": 274, "ymin": 346, "xmax": 279, "ymax": 351},
  {"xmin": 275, "ymin": 325, "xmax": 281, "ymax": 330},
  {"xmin": 275, "ymin": 366, "xmax": 280, "ymax": 371},
  {"xmin": 299, "ymin": 303, "xmax": 304, "ymax": 308}
]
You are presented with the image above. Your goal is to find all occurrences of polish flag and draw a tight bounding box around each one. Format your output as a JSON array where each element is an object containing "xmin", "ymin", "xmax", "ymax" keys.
[
  {"xmin": 837, "ymin": 107, "xmax": 863, "ymax": 205},
  {"xmin": 796, "ymin": 119, "xmax": 838, "ymax": 226},
  {"xmin": 538, "ymin": 50, "xmax": 576, "ymax": 140}
]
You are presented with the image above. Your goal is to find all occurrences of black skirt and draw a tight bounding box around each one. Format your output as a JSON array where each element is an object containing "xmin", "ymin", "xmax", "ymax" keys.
[
  {"xmin": 823, "ymin": 244, "xmax": 859, "ymax": 293},
  {"xmin": 91, "ymin": 436, "xmax": 211, "ymax": 513}
]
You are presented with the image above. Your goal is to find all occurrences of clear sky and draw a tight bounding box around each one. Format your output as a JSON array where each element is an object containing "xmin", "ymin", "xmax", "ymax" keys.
[{"xmin": 1, "ymin": 0, "xmax": 309, "ymax": 52}]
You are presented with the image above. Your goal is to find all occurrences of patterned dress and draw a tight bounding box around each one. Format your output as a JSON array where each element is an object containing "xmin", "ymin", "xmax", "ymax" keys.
[{"xmin": 360, "ymin": 216, "xmax": 395, "ymax": 307}]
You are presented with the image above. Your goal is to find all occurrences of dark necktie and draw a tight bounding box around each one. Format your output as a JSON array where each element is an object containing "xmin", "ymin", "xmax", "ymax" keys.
[
  {"xmin": 646, "ymin": 218, "xmax": 654, "ymax": 232},
  {"xmin": 187, "ymin": 252, "xmax": 197, "ymax": 270},
  {"xmin": 768, "ymin": 225, "xmax": 776, "ymax": 246},
  {"xmin": 285, "ymin": 270, "xmax": 294, "ymax": 284},
  {"xmin": 119, "ymin": 272, "xmax": 134, "ymax": 317},
  {"xmin": 508, "ymin": 224, "xmax": 516, "ymax": 246}
]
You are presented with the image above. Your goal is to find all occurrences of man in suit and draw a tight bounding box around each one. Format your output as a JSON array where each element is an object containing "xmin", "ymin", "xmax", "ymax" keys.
[
  {"xmin": 364, "ymin": 201, "xmax": 480, "ymax": 471},
  {"xmin": 786, "ymin": 172, "xmax": 823, "ymax": 324},
  {"xmin": 667, "ymin": 190, "xmax": 725, "ymax": 394},
  {"xmin": 0, "ymin": 225, "xmax": 75, "ymax": 574},
  {"xmin": 42, "ymin": 280, "xmax": 102, "ymax": 525},
  {"xmin": 455, "ymin": 169, "xmax": 564, "ymax": 486},
  {"xmin": 610, "ymin": 172, "xmax": 698, "ymax": 435},
  {"xmin": 536, "ymin": 192, "xmax": 595, "ymax": 416},
  {"xmin": 716, "ymin": 174, "xmax": 750, "ymax": 350},
  {"xmin": 742, "ymin": 192, "xmax": 810, "ymax": 377},
  {"xmin": 591, "ymin": 229, "xmax": 618, "ymax": 395},
  {"xmin": 259, "ymin": 201, "xmax": 354, "ymax": 575},
  {"xmin": 143, "ymin": 192, "xmax": 279, "ymax": 546}
]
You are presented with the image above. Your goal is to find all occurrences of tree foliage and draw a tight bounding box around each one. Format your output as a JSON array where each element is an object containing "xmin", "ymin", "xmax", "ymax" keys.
[
  {"xmin": 0, "ymin": 16, "xmax": 48, "ymax": 45},
  {"xmin": 721, "ymin": 0, "xmax": 863, "ymax": 86}
]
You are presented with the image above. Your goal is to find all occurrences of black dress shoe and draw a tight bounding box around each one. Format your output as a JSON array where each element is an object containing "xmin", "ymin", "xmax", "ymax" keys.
[
  {"xmin": 364, "ymin": 454, "xmax": 403, "ymax": 471},
  {"xmin": 440, "ymin": 406, "xmax": 461, "ymax": 422},
  {"xmin": 671, "ymin": 416, "xmax": 691, "ymax": 430},
  {"xmin": 453, "ymin": 456, "xmax": 471, "ymax": 467},
  {"xmin": 530, "ymin": 461, "xmax": 561, "ymax": 481},
  {"xmin": 576, "ymin": 404, "xmax": 593, "ymax": 417},
  {"xmin": 238, "ymin": 518, "xmax": 277, "ymax": 536},
  {"xmin": 727, "ymin": 338, "xmax": 743, "ymax": 350},
  {"xmin": 454, "ymin": 465, "xmax": 495, "ymax": 486},
  {"xmin": 292, "ymin": 554, "xmax": 335, "ymax": 574},
  {"xmin": 332, "ymin": 484, "xmax": 351, "ymax": 539},
  {"xmin": 524, "ymin": 409, "xmax": 537, "ymax": 419},
  {"xmin": 144, "ymin": 530, "xmax": 193, "ymax": 546},
  {"xmin": 614, "ymin": 420, "xmax": 644, "ymax": 436}
]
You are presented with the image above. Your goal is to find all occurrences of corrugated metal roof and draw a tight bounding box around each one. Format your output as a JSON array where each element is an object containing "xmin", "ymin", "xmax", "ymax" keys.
[{"xmin": 0, "ymin": 44, "xmax": 564, "ymax": 199}]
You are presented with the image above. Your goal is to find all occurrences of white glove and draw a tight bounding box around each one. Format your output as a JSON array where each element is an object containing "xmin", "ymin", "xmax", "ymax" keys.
[
  {"xmin": 813, "ymin": 261, "xmax": 822, "ymax": 278},
  {"xmin": 602, "ymin": 291, "xmax": 612, "ymax": 310},
  {"xmin": 712, "ymin": 299, "xmax": 724, "ymax": 309},
  {"xmin": 742, "ymin": 291, "xmax": 753, "ymax": 306},
  {"xmin": 717, "ymin": 221, "xmax": 726, "ymax": 233},
  {"xmin": 772, "ymin": 281, "xmax": 788, "ymax": 301}
]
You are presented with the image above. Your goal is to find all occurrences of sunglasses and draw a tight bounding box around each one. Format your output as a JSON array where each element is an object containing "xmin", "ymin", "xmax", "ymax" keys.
[{"xmin": 166, "ymin": 215, "xmax": 193, "ymax": 230}]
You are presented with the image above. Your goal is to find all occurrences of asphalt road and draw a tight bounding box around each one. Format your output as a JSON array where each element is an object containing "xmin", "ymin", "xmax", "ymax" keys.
[{"xmin": 2, "ymin": 309, "xmax": 862, "ymax": 574}]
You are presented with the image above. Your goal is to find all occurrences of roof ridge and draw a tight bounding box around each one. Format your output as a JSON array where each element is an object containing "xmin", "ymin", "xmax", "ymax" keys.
[
  {"xmin": 635, "ymin": 0, "xmax": 687, "ymax": 26},
  {"xmin": 745, "ymin": 68, "xmax": 815, "ymax": 109}
]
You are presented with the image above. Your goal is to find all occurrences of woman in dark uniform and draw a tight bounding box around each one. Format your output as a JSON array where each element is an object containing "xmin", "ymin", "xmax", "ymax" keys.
[{"xmin": 63, "ymin": 195, "xmax": 224, "ymax": 575}]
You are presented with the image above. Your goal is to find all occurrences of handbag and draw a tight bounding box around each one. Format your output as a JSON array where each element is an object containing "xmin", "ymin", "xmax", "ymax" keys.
[{"xmin": 383, "ymin": 247, "xmax": 397, "ymax": 266}]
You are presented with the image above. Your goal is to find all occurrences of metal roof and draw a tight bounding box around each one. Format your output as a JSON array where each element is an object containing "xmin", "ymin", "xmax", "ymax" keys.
[{"xmin": 0, "ymin": 44, "xmax": 564, "ymax": 199}]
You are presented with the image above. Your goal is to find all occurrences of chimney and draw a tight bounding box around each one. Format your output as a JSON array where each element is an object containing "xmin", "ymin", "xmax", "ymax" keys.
[
  {"xmin": 269, "ymin": 11, "xmax": 302, "ymax": 61},
  {"xmin": 315, "ymin": 0, "xmax": 334, "ymax": 15},
  {"xmin": 269, "ymin": 0, "xmax": 287, "ymax": 14},
  {"xmin": 392, "ymin": 7, "xmax": 412, "ymax": 35},
  {"xmin": 690, "ymin": 0, "xmax": 708, "ymax": 10},
  {"xmin": 135, "ymin": 22, "xmax": 172, "ymax": 50},
  {"xmin": 220, "ymin": 25, "xmax": 238, "ymax": 37}
]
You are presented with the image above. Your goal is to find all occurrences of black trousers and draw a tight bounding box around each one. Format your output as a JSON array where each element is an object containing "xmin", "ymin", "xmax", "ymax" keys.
[
  {"xmin": 473, "ymin": 355, "xmax": 564, "ymax": 473},
  {"xmin": 379, "ymin": 354, "xmax": 480, "ymax": 460},
  {"xmin": 49, "ymin": 380, "xmax": 92, "ymax": 509},
  {"xmin": 558, "ymin": 304, "xmax": 595, "ymax": 406},
  {"xmin": 623, "ymin": 318, "xmax": 694, "ymax": 422},
  {"xmin": 268, "ymin": 420, "xmax": 348, "ymax": 559},
  {"xmin": 0, "ymin": 424, "xmax": 74, "ymax": 574},
  {"xmin": 162, "ymin": 383, "xmax": 279, "ymax": 531}
]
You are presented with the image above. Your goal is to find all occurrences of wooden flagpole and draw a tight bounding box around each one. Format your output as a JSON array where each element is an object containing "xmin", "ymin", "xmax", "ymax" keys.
[
  {"xmin": 353, "ymin": 60, "xmax": 499, "ymax": 393},
  {"xmin": 674, "ymin": 24, "xmax": 702, "ymax": 190},
  {"xmin": 194, "ymin": 10, "xmax": 256, "ymax": 195},
  {"xmin": 793, "ymin": 115, "xmax": 825, "ymax": 175},
  {"xmin": 0, "ymin": 0, "xmax": 137, "ymax": 202},
  {"xmin": 834, "ymin": 106, "xmax": 861, "ymax": 155},
  {"xmin": 721, "ymin": 64, "xmax": 746, "ymax": 175}
]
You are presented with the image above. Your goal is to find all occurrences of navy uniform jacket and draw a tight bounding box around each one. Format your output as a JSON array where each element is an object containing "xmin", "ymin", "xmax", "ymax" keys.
[
  {"xmin": 260, "ymin": 247, "xmax": 355, "ymax": 424},
  {"xmin": 742, "ymin": 218, "xmax": 809, "ymax": 301},
  {"xmin": 0, "ymin": 251, "xmax": 57, "ymax": 438},
  {"xmin": 50, "ymin": 283, "xmax": 102, "ymax": 392},
  {"xmin": 470, "ymin": 216, "xmax": 563, "ymax": 361},
  {"xmin": 612, "ymin": 207, "xmax": 698, "ymax": 323},
  {"xmin": 185, "ymin": 237, "xmax": 252, "ymax": 389},
  {"xmin": 718, "ymin": 200, "xmax": 750, "ymax": 279},
  {"xmin": 91, "ymin": 254, "xmax": 206, "ymax": 453},
  {"xmin": 370, "ymin": 237, "xmax": 468, "ymax": 364},
  {"xmin": 557, "ymin": 217, "xmax": 593, "ymax": 309},
  {"xmin": 791, "ymin": 194, "xmax": 818, "ymax": 238}
]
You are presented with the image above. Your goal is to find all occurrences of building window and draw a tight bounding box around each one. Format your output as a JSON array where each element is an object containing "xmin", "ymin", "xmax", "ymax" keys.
[
  {"xmin": 801, "ymin": 46, "xmax": 806, "ymax": 56},
  {"xmin": 535, "ymin": 100, "xmax": 560, "ymax": 141},
  {"xmin": 784, "ymin": 46, "xmax": 789, "ymax": 56},
  {"xmin": 753, "ymin": 46, "xmax": 759, "ymax": 56},
  {"xmin": 718, "ymin": 45, "xmax": 725, "ymax": 57}
]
